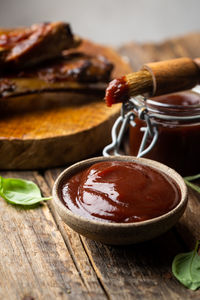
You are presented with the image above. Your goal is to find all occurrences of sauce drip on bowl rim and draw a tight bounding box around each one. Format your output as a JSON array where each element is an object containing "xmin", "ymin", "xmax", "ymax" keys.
[{"xmin": 60, "ymin": 161, "xmax": 181, "ymax": 223}]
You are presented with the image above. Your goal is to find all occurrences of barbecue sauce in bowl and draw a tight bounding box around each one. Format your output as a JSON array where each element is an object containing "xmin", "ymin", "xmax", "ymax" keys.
[{"xmin": 60, "ymin": 161, "xmax": 181, "ymax": 223}]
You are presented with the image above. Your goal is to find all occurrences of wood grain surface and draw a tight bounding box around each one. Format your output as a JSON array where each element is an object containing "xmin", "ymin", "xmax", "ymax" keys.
[
  {"xmin": 0, "ymin": 33, "xmax": 200, "ymax": 300},
  {"xmin": 0, "ymin": 40, "xmax": 131, "ymax": 170}
]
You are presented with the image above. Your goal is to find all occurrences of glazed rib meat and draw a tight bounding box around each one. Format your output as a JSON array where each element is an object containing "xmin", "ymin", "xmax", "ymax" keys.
[
  {"xmin": 0, "ymin": 23, "xmax": 114, "ymax": 99},
  {"xmin": 0, "ymin": 22, "xmax": 80, "ymax": 71},
  {"xmin": 0, "ymin": 52, "xmax": 113, "ymax": 98},
  {"xmin": 26, "ymin": 52, "xmax": 113, "ymax": 83}
]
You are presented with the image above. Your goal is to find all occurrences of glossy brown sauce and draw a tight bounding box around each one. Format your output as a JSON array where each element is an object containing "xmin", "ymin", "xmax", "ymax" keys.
[
  {"xmin": 105, "ymin": 76, "xmax": 129, "ymax": 107},
  {"xmin": 60, "ymin": 161, "xmax": 181, "ymax": 223},
  {"xmin": 152, "ymin": 91, "xmax": 200, "ymax": 106},
  {"xmin": 130, "ymin": 91, "xmax": 200, "ymax": 175}
]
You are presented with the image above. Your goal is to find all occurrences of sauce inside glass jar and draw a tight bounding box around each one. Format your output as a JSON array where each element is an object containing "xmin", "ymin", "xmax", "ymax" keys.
[
  {"xmin": 129, "ymin": 90, "xmax": 200, "ymax": 176},
  {"xmin": 60, "ymin": 161, "xmax": 181, "ymax": 223}
]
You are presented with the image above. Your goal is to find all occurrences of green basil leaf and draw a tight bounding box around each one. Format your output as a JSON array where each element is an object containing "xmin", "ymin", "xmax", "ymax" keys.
[
  {"xmin": 172, "ymin": 241, "xmax": 200, "ymax": 290},
  {"xmin": 184, "ymin": 173, "xmax": 200, "ymax": 194},
  {"xmin": 184, "ymin": 180, "xmax": 200, "ymax": 194},
  {"xmin": 184, "ymin": 174, "xmax": 200, "ymax": 182},
  {"xmin": 0, "ymin": 176, "xmax": 51, "ymax": 206}
]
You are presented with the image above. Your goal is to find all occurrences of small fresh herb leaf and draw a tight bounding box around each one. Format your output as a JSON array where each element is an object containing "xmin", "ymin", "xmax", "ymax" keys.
[
  {"xmin": 184, "ymin": 180, "xmax": 200, "ymax": 194},
  {"xmin": 184, "ymin": 174, "xmax": 200, "ymax": 182},
  {"xmin": 0, "ymin": 176, "xmax": 51, "ymax": 206},
  {"xmin": 184, "ymin": 173, "xmax": 200, "ymax": 194},
  {"xmin": 172, "ymin": 241, "xmax": 200, "ymax": 290}
]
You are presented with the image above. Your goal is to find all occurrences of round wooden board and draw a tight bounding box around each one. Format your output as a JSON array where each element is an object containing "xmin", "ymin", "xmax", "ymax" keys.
[{"xmin": 0, "ymin": 40, "xmax": 132, "ymax": 169}]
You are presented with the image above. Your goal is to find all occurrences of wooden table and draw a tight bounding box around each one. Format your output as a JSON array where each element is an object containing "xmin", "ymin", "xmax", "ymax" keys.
[{"xmin": 1, "ymin": 33, "xmax": 200, "ymax": 300}]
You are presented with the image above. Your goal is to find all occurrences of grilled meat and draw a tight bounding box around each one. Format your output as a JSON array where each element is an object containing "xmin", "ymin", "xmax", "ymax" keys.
[
  {"xmin": 0, "ymin": 23, "xmax": 114, "ymax": 100},
  {"xmin": 0, "ymin": 22, "xmax": 80, "ymax": 71},
  {"xmin": 0, "ymin": 52, "xmax": 113, "ymax": 98},
  {"xmin": 22, "ymin": 52, "xmax": 113, "ymax": 83}
]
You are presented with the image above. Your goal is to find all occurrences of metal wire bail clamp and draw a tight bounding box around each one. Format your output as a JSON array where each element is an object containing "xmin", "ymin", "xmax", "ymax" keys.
[{"xmin": 102, "ymin": 96, "xmax": 159, "ymax": 158}]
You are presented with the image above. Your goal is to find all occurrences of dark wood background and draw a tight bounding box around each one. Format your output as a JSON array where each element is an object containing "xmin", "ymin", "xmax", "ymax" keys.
[{"xmin": 1, "ymin": 33, "xmax": 200, "ymax": 299}]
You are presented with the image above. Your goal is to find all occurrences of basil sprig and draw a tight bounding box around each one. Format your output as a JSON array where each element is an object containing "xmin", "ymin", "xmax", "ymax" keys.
[
  {"xmin": 0, "ymin": 176, "xmax": 51, "ymax": 206},
  {"xmin": 184, "ymin": 174, "xmax": 200, "ymax": 194},
  {"xmin": 172, "ymin": 240, "xmax": 200, "ymax": 290}
]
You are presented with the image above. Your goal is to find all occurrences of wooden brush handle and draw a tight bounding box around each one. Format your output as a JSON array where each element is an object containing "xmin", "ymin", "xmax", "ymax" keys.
[{"xmin": 142, "ymin": 57, "xmax": 200, "ymax": 96}]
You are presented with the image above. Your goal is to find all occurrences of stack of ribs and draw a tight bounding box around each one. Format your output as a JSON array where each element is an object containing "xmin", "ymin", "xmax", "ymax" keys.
[{"xmin": 0, "ymin": 22, "xmax": 113, "ymax": 101}]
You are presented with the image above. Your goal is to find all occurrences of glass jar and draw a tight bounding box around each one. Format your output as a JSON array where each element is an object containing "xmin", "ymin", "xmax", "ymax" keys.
[{"xmin": 129, "ymin": 89, "xmax": 200, "ymax": 176}]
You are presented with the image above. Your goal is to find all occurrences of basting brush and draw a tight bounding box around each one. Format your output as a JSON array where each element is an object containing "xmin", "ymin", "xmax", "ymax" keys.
[{"xmin": 105, "ymin": 57, "xmax": 200, "ymax": 106}]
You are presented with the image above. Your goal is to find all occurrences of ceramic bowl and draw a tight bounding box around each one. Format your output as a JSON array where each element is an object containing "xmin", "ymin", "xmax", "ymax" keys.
[{"xmin": 52, "ymin": 156, "xmax": 188, "ymax": 245}]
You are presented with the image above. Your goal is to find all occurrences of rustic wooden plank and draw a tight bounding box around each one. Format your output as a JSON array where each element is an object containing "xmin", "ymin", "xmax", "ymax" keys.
[
  {"xmin": 119, "ymin": 39, "xmax": 178, "ymax": 69},
  {"xmin": 169, "ymin": 33, "xmax": 200, "ymax": 59},
  {"xmin": 81, "ymin": 232, "xmax": 200, "ymax": 300},
  {"xmin": 41, "ymin": 169, "xmax": 107, "ymax": 300},
  {"xmin": 119, "ymin": 42, "xmax": 148, "ymax": 70},
  {"xmin": 119, "ymin": 32, "xmax": 200, "ymax": 68},
  {"xmin": 0, "ymin": 171, "xmax": 99, "ymax": 300},
  {"xmin": 46, "ymin": 168, "xmax": 197, "ymax": 300},
  {"xmin": 176, "ymin": 187, "xmax": 200, "ymax": 248}
]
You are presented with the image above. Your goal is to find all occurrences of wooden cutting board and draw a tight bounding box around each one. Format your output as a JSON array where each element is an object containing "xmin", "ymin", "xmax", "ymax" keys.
[{"xmin": 0, "ymin": 40, "xmax": 132, "ymax": 169}]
